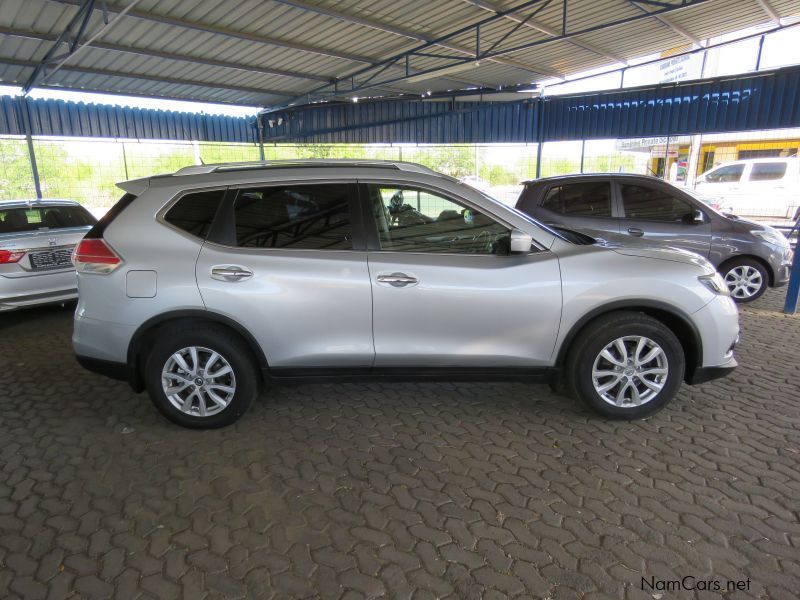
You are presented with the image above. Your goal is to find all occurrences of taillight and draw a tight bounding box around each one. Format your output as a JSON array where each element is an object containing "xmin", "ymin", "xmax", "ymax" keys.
[
  {"xmin": 73, "ymin": 239, "xmax": 122, "ymax": 274},
  {"xmin": 0, "ymin": 249, "xmax": 26, "ymax": 264}
]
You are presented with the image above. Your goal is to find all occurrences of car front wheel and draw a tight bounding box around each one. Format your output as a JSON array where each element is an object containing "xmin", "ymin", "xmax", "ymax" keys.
[
  {"xmin": 144, "ymin": 324, "xmax": 258, "ymax": 428},
  {"xmin": 720, "ymin": 258, "xmax": 768, "ymax": 302},
  {"xmin": 566, "ymin": 311, "xmax": 685, "ymax": 419}
]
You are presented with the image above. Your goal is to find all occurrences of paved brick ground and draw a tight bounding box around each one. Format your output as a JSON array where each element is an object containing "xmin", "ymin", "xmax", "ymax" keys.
[{"xmin": 1, "ymin": 290, "xmax": 799, "ymax": 599}]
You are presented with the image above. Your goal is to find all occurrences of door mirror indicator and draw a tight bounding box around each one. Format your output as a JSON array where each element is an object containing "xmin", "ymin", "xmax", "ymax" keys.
[{"xmin": 510, "ymin": 229, "xmax": 533, "ymax": 253}]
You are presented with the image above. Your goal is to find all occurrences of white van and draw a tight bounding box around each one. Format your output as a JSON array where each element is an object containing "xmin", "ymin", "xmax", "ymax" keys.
[{"xmin": 694, "ymin": 157, "xmax": 799, "ymax": 220}]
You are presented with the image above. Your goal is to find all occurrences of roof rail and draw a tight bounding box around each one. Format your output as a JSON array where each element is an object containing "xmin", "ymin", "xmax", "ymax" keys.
[{"xmin": 172, "ymin": 159, "xmax": 439, "ymax": 177}]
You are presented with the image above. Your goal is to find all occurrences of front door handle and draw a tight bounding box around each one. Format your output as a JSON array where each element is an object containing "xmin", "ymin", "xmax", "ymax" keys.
[
  {"xmin": 377, "ymin": 273, "xmax": 418, "ymax": 287},
  {"xmin": 211, "ymin": 266, "xmax": 253, "ymax": 281},
  {"xmin": 627, "ymin": 227, "xmax": 644, "ymax": 237}
]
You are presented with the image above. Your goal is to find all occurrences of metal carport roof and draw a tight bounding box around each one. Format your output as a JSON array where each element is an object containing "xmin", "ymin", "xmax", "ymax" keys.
[{"xmin": 0, "ymin": 0, "xmax": 798, "ymax": 108}]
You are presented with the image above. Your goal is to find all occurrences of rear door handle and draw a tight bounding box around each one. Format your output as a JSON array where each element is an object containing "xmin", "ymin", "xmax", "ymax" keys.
[
  {"xmin": 377, "ymin": 273, "xmax": 418, "ymax": 287},
  {"xmin": 627, "ymin": 227, "xmax": 644, "ymax": 237},
  {"xmin": 211, "ymin": 266, "xmax": 253, "ymax": 281}
]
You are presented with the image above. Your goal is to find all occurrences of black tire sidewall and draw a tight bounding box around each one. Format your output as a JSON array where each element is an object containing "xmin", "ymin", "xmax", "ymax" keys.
[
  {"xmin": 144, "ymin": 327, "xmax": 258, "ymax": 429},
  {"xmin": 570, "ymin": 316, "xmax": 685, "ymax": 419},
  {"xmin": 720, "ymin": 258, "xmax": 768, "ymax": 303}
]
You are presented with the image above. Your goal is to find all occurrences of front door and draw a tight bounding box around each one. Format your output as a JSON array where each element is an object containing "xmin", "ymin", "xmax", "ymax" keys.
[
  {"xmin": 617, "ymin": 181, "xmax": 712, "ymax": 257},
  {"xmin": 196, "ymin": 182, "xmax": 374, "ymax": 368},
  {"xmin": 362, "ymin": 183, "xmax": 562, "ymax": 368}
]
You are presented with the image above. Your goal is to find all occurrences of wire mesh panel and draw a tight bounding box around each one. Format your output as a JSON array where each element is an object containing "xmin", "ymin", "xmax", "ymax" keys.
[
  {"xmin": 0, "ymin": 136, "xmax": 36, "ymax": 200},
  {"xmin": 32, "ymin": 138, "xmax": 127, "ymax": 207}
]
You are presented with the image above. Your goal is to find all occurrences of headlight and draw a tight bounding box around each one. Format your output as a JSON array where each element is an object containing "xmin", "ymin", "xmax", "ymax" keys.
[
  {"xmin": 751, "ymin": 228, "xmax": 789, "ymax": 248},
  {"xmin": 698, "ymin": 272, "xmax": 730, "ymax": 295}
]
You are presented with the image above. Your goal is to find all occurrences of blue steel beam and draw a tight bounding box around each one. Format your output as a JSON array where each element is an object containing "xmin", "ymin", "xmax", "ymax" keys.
[{"xmin": 22, "ymin": 0, "xmax": 96, "ymax": 93}]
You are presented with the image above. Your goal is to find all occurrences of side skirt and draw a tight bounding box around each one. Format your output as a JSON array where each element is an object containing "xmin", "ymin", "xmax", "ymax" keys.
[{"xmin": 263, "ymin": 366, "xmax": 557, "ymax": 385}]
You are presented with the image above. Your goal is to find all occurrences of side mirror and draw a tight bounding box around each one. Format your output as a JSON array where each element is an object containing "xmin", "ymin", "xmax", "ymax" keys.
[
  {"xmin": 510, "ymin": 229, "xmax": 533, "ymax": 253},
  {"xmin": 693, "ymin": 209, "xmax": 706, "ymax": 223}
]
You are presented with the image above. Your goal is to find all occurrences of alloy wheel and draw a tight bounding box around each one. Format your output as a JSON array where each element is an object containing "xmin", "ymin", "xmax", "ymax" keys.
[
  {"xmin": 591, "ymin": 336, "xmax": 669, "ymax": 407},
  {"xmin": 161, "ymin": 346, "xmax": 236, "ymax": 417},
  {"xmin": 724, "ymin": 265, "xmax": 763, "ymax": 299}
]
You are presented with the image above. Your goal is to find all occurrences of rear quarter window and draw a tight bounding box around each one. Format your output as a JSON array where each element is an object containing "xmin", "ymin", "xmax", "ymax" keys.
[{"xmin": 163, "ymin": 190, "xmax": 226, "ymax": 239}]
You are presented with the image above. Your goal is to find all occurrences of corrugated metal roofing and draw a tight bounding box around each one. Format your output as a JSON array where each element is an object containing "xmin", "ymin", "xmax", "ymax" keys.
[
  {"xmin": 2, "ymin": 64, "xmax": 798, "ymax": 143},
  {"xmin": 258, "ymin": 65, "xmax": 800, "ymax": 143},
  {"xmin": 0, "ymin": 95, "xmax": 259, "ymax": 142},
  {"xmin": 0, "ymin": 0, "xmax": 797, "ymax": 108}
]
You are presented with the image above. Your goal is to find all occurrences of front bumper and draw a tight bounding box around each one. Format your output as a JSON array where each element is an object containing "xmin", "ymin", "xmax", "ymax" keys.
[
  {"xmin": 771, "ymin": 246, "xmax": 793, "ymax": 287},
  {"xmin": 688, "ymin": 355, "xmax": 738, "ymax": 384}
]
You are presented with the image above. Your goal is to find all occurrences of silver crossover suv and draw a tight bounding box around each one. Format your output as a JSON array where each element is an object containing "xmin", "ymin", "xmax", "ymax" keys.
[
  {"xmin": 1, "ymin": 199, "xmax": 96, "ymax": 311},
  {"xmin": 73, "ymin": 160, "xmax": 740, "ymax": 428}
]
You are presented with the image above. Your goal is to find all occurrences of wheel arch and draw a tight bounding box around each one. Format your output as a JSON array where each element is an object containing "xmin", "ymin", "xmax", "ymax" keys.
[
  {"xmin": 127, "ymin": 310, "xmax": 268, "ymax": 392},
  {"xmin": 555, "ymin": 300, "xmax": 703, "ymax": 383}
]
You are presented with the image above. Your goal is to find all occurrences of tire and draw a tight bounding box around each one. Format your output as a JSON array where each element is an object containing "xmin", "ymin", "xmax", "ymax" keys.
[
  {"xmin": 565, "ymin": 311, "xmax": 685, "ymax": 420},
  {"xmin": 719, "ymin": 257, "xmax": 768, "ymax": 303},
  {"xmin": 144, "ymin": 323, "xmax": 259, "ymax": 428}
]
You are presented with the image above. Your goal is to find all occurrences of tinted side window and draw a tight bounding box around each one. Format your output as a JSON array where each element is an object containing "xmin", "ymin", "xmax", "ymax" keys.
[
  {"xmin": 164, "ymin": 190, "xmax": 225, "ymax": 239},
  {"xmin": 541, "ymin": 183, "xmax": 612, "ymax": 217},
  {"xmin": 704, "ymin": 164, "xmax": 743, "ymax": 183},
  {"xmin": 621, "ymin": 185, "xmax": 694, "ymax": 222},
  {"xmin": 234, "ymin": 184, "xmax": 352, "ymax": 250},
  {"xmin": 368, "ymin": 184, "xmax": 510, "ymax": 255},
  {"xmin": 749, "ymin": 162, "xmax": 787, "ymax": 181}
]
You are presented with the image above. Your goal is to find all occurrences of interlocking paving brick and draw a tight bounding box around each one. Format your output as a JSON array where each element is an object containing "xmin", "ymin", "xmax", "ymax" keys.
[{"xmin": 1, "ymin": 289, "xmax": 799, "ymax": 598}]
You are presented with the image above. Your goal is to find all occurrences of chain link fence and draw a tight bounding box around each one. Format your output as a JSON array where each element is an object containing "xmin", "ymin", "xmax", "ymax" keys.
[{"xmin": 1, "ymin": 133, "xmax": 797, "ymax": 224}]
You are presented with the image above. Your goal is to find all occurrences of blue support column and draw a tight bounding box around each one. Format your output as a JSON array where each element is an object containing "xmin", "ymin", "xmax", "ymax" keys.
[
  {"xmin": 783, "ymin": 246, "xmax": 800, "ymax": 314},
  {"xmin": 15, "ymin": 97, "xmax": 42, "ymax": 199}
]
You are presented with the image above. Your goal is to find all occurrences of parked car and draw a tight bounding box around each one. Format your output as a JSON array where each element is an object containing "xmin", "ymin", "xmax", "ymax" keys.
[
  {"xmin": 73, "ymin": 160, "xmax": 739, "ymax": 428},
  {"xmin": 515, "ymin": 173, "xmax": 792, "ymax": 302},
  {"xmin": 0, "ymin": 199, "xmax": 97, "ymax": 311},
  {"xmin": 693, "ymin": 157, "xmax": 800, "ymax": 220}
]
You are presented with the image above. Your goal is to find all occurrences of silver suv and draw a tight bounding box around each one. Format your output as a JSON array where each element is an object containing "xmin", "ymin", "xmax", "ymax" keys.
[{"xmin": 72, "ymin": 160, "xmax": 740, "ymax": 428}]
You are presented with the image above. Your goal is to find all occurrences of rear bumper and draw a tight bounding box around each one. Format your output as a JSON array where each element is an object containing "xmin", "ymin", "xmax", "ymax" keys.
[
  {"xmin": 75, "ymin": 354, "xmax": 131, "ymax": 382},
  {"xmin": 0, "ymin": 270, "xmax": 78, "ymax": 310},
  {"xmin": 688, "ymin": 355, "xmax": 738, "ymax": 384},
  {"xmin": 0, "ymin": 287, "xmax": 77, "ymax": 311}
]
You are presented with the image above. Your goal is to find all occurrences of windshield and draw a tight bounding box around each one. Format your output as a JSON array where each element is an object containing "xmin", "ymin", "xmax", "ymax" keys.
[
  {"xmin": 681, "ymin": 188, "xmax": 727, "ymax": 216},
  {"xmin": 0, "ymin": 205, "xmax": 96, "ymax": 233}
]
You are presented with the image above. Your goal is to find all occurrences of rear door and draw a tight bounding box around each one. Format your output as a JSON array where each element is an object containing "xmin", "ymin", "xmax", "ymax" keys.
[
  {"xmin": 526, "ymin": 180, "xmax": 620, "ymax": 234},
  {"xmin": 195, "ymin": 181, "xmax": 374, "ymax": 368},
  {"xmin": 617, "ymin": 181, "xmax": 711, "ymax": 257}
]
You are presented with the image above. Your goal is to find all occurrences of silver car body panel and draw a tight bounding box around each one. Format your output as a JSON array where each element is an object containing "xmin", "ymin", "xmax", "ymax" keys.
[
  {"xmin": 0, "ymin": 200, "xmax": 94, "ymax": 311},
  {"xmin": 72, "ymin": 163, "xmax": 739, "ymax": 383}
]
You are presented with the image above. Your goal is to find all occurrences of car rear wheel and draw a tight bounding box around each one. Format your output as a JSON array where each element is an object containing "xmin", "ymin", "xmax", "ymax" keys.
[
  {"xmin": 566, "ymin": 311, "xmax": 685, "ymax": 419},
  {"xmin": 144, "ymin": 324, "xmax": 258, "ymax": 428},
  {"xmin": 720, "ymin": 258, "xmax": 768, "ymax": 302}
]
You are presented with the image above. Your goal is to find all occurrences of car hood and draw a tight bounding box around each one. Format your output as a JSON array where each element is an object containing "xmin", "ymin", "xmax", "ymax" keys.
[{"xmin": 565, "ymin": 226, "xmax": 715, "ymax": 271}]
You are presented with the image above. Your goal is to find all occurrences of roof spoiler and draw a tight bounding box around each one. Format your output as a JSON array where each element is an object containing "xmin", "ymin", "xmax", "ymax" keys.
[{"xmin": 117, "ymin": 177, "xmax": 150, "ymax": 196}]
